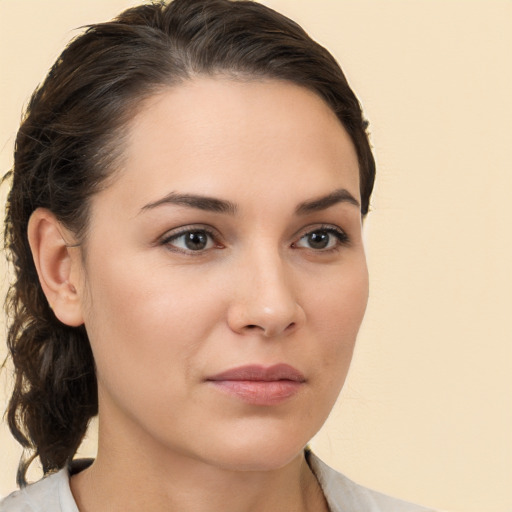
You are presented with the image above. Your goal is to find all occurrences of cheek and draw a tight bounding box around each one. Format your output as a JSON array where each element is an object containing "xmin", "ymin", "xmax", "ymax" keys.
[
  {"xmin": 311, "ymin": 257, "xmax": 369, "ymax": 336},
  {"xmin": 307, "ymin": 258, "xmax": 369, "ymax": 375},
  {"xmin": 80, "ymin": 255, "xmax": 226, "ymax": 399}
]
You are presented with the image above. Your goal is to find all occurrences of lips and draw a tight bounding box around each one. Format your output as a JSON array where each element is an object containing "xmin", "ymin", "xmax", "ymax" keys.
[{"xmin": 206, "ymin": 364, "xmax": 305, "ymax": 405}]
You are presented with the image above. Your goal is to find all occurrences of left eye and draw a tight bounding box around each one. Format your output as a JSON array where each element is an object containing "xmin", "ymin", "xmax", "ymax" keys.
[
  {"xmin": 294, "ymin": 228, "xmax": 347, "ymax": 250},
  {"xmin": 163, "ymin": 230, "xmax": 216, "ymax": 252}
]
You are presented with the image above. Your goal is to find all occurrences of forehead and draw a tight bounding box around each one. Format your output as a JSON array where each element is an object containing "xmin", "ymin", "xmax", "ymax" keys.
[{"xmin": 103, "ymin": 77, "xmax": 360, "ymax": 213}]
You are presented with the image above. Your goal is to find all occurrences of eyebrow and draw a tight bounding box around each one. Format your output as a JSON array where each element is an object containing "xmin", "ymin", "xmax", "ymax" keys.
[
  {"xmin": 140, "ymin": 187, "xmax": 360, "ymax": 216},
  {"xmin": 295, "ymin": 188, "xmax": 360, "ymax": 215},
  {"xmin": 141, "ymin": 192, "xmax": 238, "ymax": 215}
]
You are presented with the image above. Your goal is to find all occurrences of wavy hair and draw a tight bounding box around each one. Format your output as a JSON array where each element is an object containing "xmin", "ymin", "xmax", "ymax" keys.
[{"xmin": 3, "ymin": 0, "xmax": 375, "ymax": 485}]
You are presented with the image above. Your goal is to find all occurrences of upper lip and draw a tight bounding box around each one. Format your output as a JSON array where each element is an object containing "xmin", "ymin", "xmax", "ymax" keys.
[{"xmin": 207, "ymin": 364, "xmax": 306, "ymax": 382}]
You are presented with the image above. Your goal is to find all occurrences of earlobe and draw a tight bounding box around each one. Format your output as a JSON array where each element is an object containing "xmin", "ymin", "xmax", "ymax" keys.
[{"xmin": 27, "ymin": 208, "xmax": 85, "ymax": 327}]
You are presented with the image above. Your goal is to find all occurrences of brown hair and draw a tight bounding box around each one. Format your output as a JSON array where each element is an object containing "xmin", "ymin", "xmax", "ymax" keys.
[{"xmin": 3, "ymin": 0, "xmax": 375, "ymax": 485}]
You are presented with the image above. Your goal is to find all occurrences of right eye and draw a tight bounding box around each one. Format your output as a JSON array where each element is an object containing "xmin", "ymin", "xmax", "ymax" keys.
[{"xmin": 161, "ymin": 228, "xmax": 218, "ymax": 253}]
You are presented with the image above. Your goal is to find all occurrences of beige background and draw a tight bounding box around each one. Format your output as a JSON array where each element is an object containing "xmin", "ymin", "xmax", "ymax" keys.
[{"xmin": 1, "ymin": 1, "xmax": 511, "ymax": 511}]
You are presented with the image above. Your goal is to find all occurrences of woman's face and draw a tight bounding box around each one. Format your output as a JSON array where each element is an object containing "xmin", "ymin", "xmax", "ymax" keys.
[{"xmin": 76, "ymin": 78, "xmax": 368, "ymax": 471}]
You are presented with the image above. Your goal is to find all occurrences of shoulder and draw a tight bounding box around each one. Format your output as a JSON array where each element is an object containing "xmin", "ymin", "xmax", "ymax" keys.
[
  {"xmin": 0, "ymin": 467, "xmax": 78, "ymax": 512},
  {"xmin": 307, "ymin": 451, "xmax": 438, "ymax": 512}
]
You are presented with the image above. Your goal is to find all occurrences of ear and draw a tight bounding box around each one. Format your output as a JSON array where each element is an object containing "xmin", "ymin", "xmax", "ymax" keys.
[{"xmin": 27, "ymin": 208, "xmax": 85, "ymax": 327}]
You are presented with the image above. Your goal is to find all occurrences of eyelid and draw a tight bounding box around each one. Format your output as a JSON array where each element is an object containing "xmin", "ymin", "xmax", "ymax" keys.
[
  {"xmin": 156, "ymin": 223, "xmax": 349, "ymax": 254},
  {"xmin": 158, "ymin": 224, "xmax": 223, "ymax": 253},
  {"xmin": 292, "ymin": 224, "xmax": 350, "ymax": 249}
]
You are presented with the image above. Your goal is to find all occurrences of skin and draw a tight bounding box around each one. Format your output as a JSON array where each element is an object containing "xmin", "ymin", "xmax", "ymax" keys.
[{"xmin": 29, "ymin": 77, "xmax": 369, "ymax": 511}]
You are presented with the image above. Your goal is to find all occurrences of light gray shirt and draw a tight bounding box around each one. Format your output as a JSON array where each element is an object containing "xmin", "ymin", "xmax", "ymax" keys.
[{"xmin": 0, "ymin": 452, "xmax": 437, "ymax": 511}]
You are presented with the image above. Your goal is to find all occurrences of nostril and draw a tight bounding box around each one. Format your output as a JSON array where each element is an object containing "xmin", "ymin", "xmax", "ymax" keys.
[
  {"xmin": 244, "ymin": 322, "xmax": 296, "ymax": 335},
  {"xmin": 229, "ymin": 301, "xmax": 305, "ymax": 337}
]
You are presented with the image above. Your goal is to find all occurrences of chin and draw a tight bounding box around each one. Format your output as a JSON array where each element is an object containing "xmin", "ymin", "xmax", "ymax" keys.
[
  {"xmin": 193, "ymin": 425, "xmax": 312, "ymax": 473},
  {"xmin": 213, "ymin": 447, "xmax": 306, "ymax": 473}
]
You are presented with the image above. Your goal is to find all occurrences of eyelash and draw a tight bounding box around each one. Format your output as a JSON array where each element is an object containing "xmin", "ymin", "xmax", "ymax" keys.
[
  {"xmin": 293, "ymin": 225, "xmax": 349, "ymax": 252},
  {"xmin": 159, "ymin": 226, "xmax": 221, "ymax": 255},
  {"xmin": 159, "ymin": 224, "xmax": 349, "ymax": 255}
]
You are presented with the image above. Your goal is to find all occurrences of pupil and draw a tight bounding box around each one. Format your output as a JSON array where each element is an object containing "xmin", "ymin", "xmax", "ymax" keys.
[
  {"xmin": 185, "ymin": 231, "xmax": 208, "ymax": 250},
  {"xmin": 308, "ymin": 231, "xmax": 329, "ymax": 249}
]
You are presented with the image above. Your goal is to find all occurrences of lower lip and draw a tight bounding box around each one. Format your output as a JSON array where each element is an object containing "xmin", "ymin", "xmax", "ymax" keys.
[{"xmin": 208, "ymin": 380, "xmax": 303, "ymax": 405}]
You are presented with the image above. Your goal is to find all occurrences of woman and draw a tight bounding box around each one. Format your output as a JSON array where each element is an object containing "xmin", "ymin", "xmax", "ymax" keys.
[{"xmin": 1, "ymin": 0, "xmax": 435, "ymax": 510}]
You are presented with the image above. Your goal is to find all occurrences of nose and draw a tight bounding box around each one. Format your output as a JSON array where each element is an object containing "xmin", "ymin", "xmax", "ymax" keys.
[{"xmin": 227, "ymin": 250, "xmax": 305, "ymax": 338}]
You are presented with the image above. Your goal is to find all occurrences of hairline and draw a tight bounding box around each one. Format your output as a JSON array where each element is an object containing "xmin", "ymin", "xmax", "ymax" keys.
[{"xmin": 74, "ymin": 70, "xmax": 364, "ymax": 258}]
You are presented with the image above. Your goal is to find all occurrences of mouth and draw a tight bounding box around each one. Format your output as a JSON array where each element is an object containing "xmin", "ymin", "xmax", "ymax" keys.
[{"xmin": 206, "ymin": 364, "xmax": 306, "ymax": 405}]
